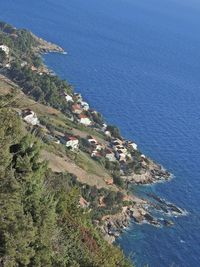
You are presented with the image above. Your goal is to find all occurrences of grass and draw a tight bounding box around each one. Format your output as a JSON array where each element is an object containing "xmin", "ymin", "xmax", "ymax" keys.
[{"xmin": 73, "ymin": 151, "xmax": 108, "ymax": 177}]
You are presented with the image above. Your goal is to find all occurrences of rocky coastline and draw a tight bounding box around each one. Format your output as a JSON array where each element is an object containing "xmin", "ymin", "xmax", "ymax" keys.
[
  {"xmin": 33, "ymin": 37, "xmax": 184, "ymax": 244},
  {"xmin": 101, "ymin": 193, "xmax": 185, "ymax": 243},
  {"xmin": 31, "ymin": 32, "xmax": 65, "ymax": 54},
  {"xmin": 14, "ymin": 30, "xmax": 184, "ymax": 245},
  {"xmin": 122, "ymin": 158, "xmax": 171, "ymax": 185}
]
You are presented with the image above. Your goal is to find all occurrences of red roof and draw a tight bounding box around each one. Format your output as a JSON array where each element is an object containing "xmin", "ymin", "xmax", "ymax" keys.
[
  {"xmin": 65, "ymin": 134, "xmax": 78, "ymax": 141},
  {"xmin": 106, "ymin": 148, "xmax": 113, "ymax": 154},
  {"xmin": 72, "ymin": 104, "xmax": 81, "ymax": 110},
  {"xmin": 68, "ymin": 136, "xmax": 78, "ymax": 141},
  {"xmin": 79, "ymin": 114, "xmax": 88, "ymax": 119}
]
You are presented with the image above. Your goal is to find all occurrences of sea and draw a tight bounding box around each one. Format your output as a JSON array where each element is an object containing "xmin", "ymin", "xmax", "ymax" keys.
[{"xmin": 1, "ymin": 0, "xmax": 200, "ymax": 266}]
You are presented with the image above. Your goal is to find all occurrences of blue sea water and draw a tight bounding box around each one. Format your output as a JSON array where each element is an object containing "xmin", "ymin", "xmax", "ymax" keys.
[{"xmin": 1, "ymin": 0, "xmax": 200, "ymax": 266}]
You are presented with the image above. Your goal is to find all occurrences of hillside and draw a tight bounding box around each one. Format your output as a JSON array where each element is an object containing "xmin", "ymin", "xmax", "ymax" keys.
[
  {"xmin": 0, "ymin": 21, "xmax": 184, "ymax": 267},
  {"xmin": 0, "ymin": 21, "xmax": 136, "ymax": 267}
]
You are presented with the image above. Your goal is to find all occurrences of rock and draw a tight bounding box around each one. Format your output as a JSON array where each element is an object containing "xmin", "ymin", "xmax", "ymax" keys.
[
  {"xmin": 167, "ymin": 203, "xmax": 183, "ymax": 214},
  {"xmin": 163, "ymin": 220, "xmax": 174, "ymax": 226}
]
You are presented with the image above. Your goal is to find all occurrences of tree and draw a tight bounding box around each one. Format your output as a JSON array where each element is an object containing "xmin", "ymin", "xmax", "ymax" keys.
[
  {"xmin": 12, "ymin": 135, "xmax": 57, "ymax": 267},
  {"xmin": 0, "ymin": 170, "xmax": 36, "ymax": 267},
  {"xmin": 106, "ymin": 125, "xmax": 121, "ymax": 139},
  {"xmin": 0, "ymin": 110, "xmax": 36, "ymax": 266},
  {"xmin": 0, "ymin": 49, "xmax": 7, "ymax": 65}
]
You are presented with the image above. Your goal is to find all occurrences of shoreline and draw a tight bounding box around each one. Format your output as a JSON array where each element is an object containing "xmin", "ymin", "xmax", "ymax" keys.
[
  {"xmin": 101, "ymin": 193, "xmax": 186, "ymax": 243},
  {"xmin": 0, "ymin": 23, "xmax": 185, "ymax": 246},
  {"xmin": 36, "ymin": 37, "xmax": 186, "ymax": 243}
]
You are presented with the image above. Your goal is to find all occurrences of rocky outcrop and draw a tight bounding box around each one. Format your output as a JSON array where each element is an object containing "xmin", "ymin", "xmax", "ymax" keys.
[
  {"xmin": 31, "ymin": 33, "xmax": 65, "ymax": 54},
  {"xmin": 101, "ymin": 194, "xmax": 185, "ymax": 243},
  {"xmin": 122, "ymin": 159, "xmax": 170, "ymax": 185}
]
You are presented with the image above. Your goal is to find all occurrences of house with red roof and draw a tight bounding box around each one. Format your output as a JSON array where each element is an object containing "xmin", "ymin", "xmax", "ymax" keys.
[
  {"xmin": 64, "ymin": 134, "xmax": 79, "ymax": 150},
  {"xmin": 78, "ymin": 114, "xmax": 92, "ymax": 126},
  {"xmin": 71, "ymin": 104, "xmax": 82, "ymax": 114}
]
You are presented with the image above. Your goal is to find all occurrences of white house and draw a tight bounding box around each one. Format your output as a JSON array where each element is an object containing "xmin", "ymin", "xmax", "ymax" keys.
[
  {"xmin": 112, "ymin": 138, "xmax": 123, "ymax": 146},
  {"xmin": 0, "ymin": 45, "xmax": 9, "ymax": 56},
  {"xmin": 5, "ymin": 63, "xmax": 11, "ymax": 69},
  {"xmin": 141, "ymin": 154, "xmax": 146, "ymax": 160},
  {"xmin": 128, "ymin": 141, "xmax": 138, "ymax": 150},
  {"xmin": 102, "ymin": 123, "xmax": 108, "ymax": 131},
  {"xmin": 21, "ymin": 61, "xmax": 28, "ymax": 67},
  {"xmin": 64, "ymin": 93, "xmax": 74, "ymax": 102},
  {"xmin": 105, "ymin": 130, "xmax": 111, "ymax": 137},
  {"xmin": 96, "ymin": 144, "xmax": 103, "ymax": 151},
  {"xmin": 88, "ymin": 137, "xmax": 98, "ymax": 145},
  {"xmin": 74, "ymin": 93, "xmax": 82, "ymax": 102},
  {"xmin": 22, "ymin": 109, "xmax": 39, "ymax": 126},
  {"xmin": 65, "ymin": 135, "xmax": 79, "ymax": 150},
  {"xmin": 114, "ymin": 145, "xmax": 127, "ymax": 152},
  {"xmin": 80, "ymin": 101, "xmax": 89, "ymax": 111},
  {"xmin": 115, "ymin": 150, "xmax": 126, "ymax": 162},
  {"xmin": 105, "ymin": 149, "xmax": 116, "ymax": 162},
  {"xmin": 78, "ymin": 114, "xmax": 92, "ymax": 126}
]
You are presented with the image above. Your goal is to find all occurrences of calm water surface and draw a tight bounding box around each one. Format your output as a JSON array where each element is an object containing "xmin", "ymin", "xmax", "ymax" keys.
[{"xmin": 1, "ymin": 0, "xmax": 200, "ymax": 266}]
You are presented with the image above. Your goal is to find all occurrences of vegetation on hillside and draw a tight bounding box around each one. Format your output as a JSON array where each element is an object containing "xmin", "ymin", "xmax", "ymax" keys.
[
  {"xmin": 0, "ymin": 21, "xmax": 73, "ymax": 113},
  {"xmin": 0, "ymin": 107, "xmax": 133, "ymax": 267},
  {"xmin": 0, "ymin": 21, "xmax": 135, "ymax": 267}
]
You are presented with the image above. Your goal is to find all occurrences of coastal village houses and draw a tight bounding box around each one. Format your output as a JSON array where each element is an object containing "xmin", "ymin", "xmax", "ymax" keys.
[
  {"xmin": 64, "ymin": 92, "xmax": 74, "ymax": 102},
  {"xmin": 74, "ymin": 93, "xmax": 82, "ymax": 102},
  {"xmin": 0, "ymin": 44, "xmax": 9, "ymax": 56},
  {"xmin": 71, "ymin": 104, "xmax": 82, "ymax": 114},
  {"xmin": 105, "ymin": 149, "xmax": 116, "ymax": 162},
  {"xmin": 78, "ymin": 114, "xmax": 92, "ymax": 126},
  {"xmin": 115, "ymin": 150, "xmax": 127, "ymax": 163},
  {"xmin": 22, "ymin": 109, "xmax": 40, "ymax": 126},
  {"xmin": 88, "ymin": 137, "xmax": 98, "ymax": 146},
  {"xmin": 80, "ymin": 101, "xmax": 89, "ymax": 111},
  {"xmin": 64, "ymin": 134, "xmax": 79, "ymax": 151},
  {"xmin": 127, "ymin": 141, "xmax": 138, "ymax": 150}
]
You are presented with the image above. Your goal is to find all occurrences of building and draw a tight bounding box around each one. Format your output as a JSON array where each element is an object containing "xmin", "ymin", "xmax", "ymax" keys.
[
  {"xmin": 87, "ymin": 137, "xmax": 98, "ymax": 145},
  {"xmin": 96, "ymin": 144, "xmax": 103, "ymax": 151},
  {"xmin": 78, "ymin": 114, "xmax": 92, "ymax": 126},
  {"xmin": 64, "ymin": 93, "xmax": 74, "ymax": 102},
  {"xmin": 22, "ymin": 109, "xmax": 39, "ymax": 126},
  {"xmin": 5, "ymin": 63, "xmax": 11, "ymax": 69},
  {"xmin": 141, "ymin": 154, "xmax": 146, "ymax": 160},
  {"xmin": 21, "ymin": 61, "xmax": 28, "ymax": 67},
  {"xmin": 91, "ymin": 150, "xmax": 101, "ymax": 159},
  {"xmin": 71, "ymin": 104, "xmax": 82, "ymax": 114},
  {"xmin": 127, "ymin": 141, "xmax": 138, "ymax": 150},
  {"xmin": 112, "ymin": 138, "xmax": 123, "ymax": 146},
  {"xmin": 115, "ymin": 150, "xmax": 126, "ymax": 162},
  {"xmin": 105, "ymin": 149, "xmax": 116, "ymax": 162},
  {"xmin": 64, "ymin": 134, "xmax": 79, "ymax": 150},
  {"xmin": 114, "ymin": 145, "xmax": 127, "ymax": 152},
  {"xmin": 0, "ymin": 45, "xmax": 9, "ymax": 56},
  {"xmin": 102, "ymin": 123, "xmax": 108, "ymax": 131},
  {"xmin": 74, "ymin": 93, "xmax": 82, "ymax": 102},
  {"xmin": 105, "ymin": 130, "xmax": 111, "ymax": 137},
  {"xmin": 80, "ymin": 101, "xmax": 89, "ymax": 111}
]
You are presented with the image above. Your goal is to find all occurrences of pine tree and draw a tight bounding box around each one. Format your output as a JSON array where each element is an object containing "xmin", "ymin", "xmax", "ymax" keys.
[
  {"xmin": 12, "ymin": 135, "xmax": 57, "ymax": 267},
  {"xmin": 0, "ymin": 109, "xmax": 35, "ymax": 266},
  {"xmin": 0, "ymin": 170, "xmax": 36, "ymax": 267}
]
